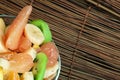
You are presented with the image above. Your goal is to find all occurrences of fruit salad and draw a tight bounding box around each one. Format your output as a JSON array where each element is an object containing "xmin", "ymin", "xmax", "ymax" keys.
[{"xmin": 0, "ymin": 5, "xmax": 59, "ymax": 80}]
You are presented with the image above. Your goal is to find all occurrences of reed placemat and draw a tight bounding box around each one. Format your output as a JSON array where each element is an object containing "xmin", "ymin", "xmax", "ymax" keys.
[{"xmin": 0, "ymin": 0, "xmax": 120, "ymax": 80}]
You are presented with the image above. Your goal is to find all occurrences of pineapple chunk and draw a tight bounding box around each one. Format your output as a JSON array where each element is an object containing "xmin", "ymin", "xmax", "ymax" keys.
[{"xmin": 0, "ymin": 66, "xmax": 3, "ymax": 80}]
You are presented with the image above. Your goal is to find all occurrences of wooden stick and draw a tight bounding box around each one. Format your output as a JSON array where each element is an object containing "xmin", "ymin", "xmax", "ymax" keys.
[{"xmin": 86, "ymin": 0, "xmax": 120, "ymax": 17}]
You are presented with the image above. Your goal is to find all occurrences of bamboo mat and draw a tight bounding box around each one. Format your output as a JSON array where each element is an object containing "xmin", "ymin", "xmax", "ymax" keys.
[{"xmin": 0, "ymin": 0, "xmax": 120, "ymax": 80}]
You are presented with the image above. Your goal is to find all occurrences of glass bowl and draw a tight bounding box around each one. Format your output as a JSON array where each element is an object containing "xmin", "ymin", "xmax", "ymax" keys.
[{"xmin": 0, "ymin": 14, "xmax": 61, "ymax": 80}]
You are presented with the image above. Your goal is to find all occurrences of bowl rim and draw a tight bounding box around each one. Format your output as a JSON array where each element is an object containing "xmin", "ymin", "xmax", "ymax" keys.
[
  {"xmin": 0, "ymin": 14, "xmax": 15, "ymax": 18},
  {"xmin": 54, "ymin": 55, "xmax": 61, "ymax": 80}
]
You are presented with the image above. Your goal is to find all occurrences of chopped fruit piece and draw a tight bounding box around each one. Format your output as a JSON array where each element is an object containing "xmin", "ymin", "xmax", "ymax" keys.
[
  {"xmin": 0, "ymin": 52, "xmax": 17, "ymax": 60},
  {"xmin": 0, "ymin": 30, "xmax": 8, "ymax": 53},
  {"xmin": 18, "ymin": 36, "xmax": 32, "ymax": 52},
  {"xmin": 24, "ymin": 24, "xmax": 44, "ymax": 45},
  {"xmin": 5, "ymin": 5, "xmax": 32, "ymax": 50},
  {"xmin": 0, "ymin": 18, "xmax": 6, "ymax": 32},
  {"xmin": 24, "ymin": 47, "xmax": 37, "ymax": 60},
  {"xmin": 21, "ymin": 72, "xmax": 34, "ymax": 80},
  {"xmin": 41, "ymin": 42, "xmax": 59, "ymax": 68},
  {"xmin": 9, "ymin": 53, "xmax": 34, "ymax": 73},
  {"xmin": 0, "ymin": 58, "xmax": 10, "ymax": 72},
  {"xmin": 7, "ymin": 71, "xmax": 20, "ymax": 80},
  {"xmin": 33, "ymin": 44, "xmax": 39, "ymax": 50},
  {"xmin": 0, "ymin": 66, "xmax": 3, "ymax": 80},
  {"xmin": 32, "ymin": 53, "xmax": 48, "ymax": 80},
  {"xmin": 30, "ymin": 19, "xmax": 52, "ymax": 43}
]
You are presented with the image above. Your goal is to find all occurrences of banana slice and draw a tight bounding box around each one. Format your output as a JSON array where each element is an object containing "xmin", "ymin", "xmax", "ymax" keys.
[
  {"xmin": 24, "ymin": 24, "xmax": 44, "ymax": 45},
  {"xmin": 0, "ymin": 66, "xmax": 3, "ymax": 80},
  {"xmin": 0, "ymin": 58, "xmax": 10, "ymax": 75},
  {"xmin": 21, "ymin": 72, "xmax": 34, "ymax": 80},
  {"xmin": 0, "ymin": 30, "xmax": 8, "ymax": 53},
  {"xmin": 44, "ymin": 62, "xmax": 58, "ymax": 79},
  {"xmin": 30, "ymin": 19, "xmax": 52, "ymax": 43},
  {"xmin": 0, "ymin": 18, "xmax": 6, "ymax": 32},
  {"xmin": 0, "ymin": 18, "xmax": 8, "ymax": 52},
  {"xmin": 24, "ymin": 47, "xmax": 37, "ymax": 60}
]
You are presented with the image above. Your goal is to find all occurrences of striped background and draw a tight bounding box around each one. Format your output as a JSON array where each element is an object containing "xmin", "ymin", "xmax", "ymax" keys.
[{"xmin": 0, "ymin": 0, "xmax": 120, "ymax": 80}]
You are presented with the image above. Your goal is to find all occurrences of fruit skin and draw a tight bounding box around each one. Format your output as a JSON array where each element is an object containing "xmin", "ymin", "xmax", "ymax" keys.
[
  {"xmin": 5, "ymin": 5, "xmax": 32, "ymax": 50},
  {"xmin": 24, "ymin": 24, "xmax": 44, "ymax": 45},
  {"xmin": 32, "ymin": 52, "xmax": 48, "ymax": 80},
  {"xmin": 30, "ymin": 19, "xmax": 52, "ymax": 43}
]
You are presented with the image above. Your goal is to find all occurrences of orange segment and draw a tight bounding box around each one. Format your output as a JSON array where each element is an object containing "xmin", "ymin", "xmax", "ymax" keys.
[
  {"xmin": 40, "ymin": 42, "xmax": 59, "ymax": 68},
  {"xmin": 7, "ymin": 71, "xmax": 20, "ymax": 80},
  {"xmin": 17, "ymin": 35, "xmax": 32, "ymax": 52},
  {"xmin": 9, "ymin": 53, "xmax": 34, "ymax": 73}
]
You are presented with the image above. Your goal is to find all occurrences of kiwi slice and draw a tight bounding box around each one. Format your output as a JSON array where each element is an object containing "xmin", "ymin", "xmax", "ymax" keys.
[
  {"xmin": 30, "ymin": 19, "xmax": 52, "ymax": 43},
  {"xmin": 32, "ymin": 52, "xmax": 48, "ymax": 80}
]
